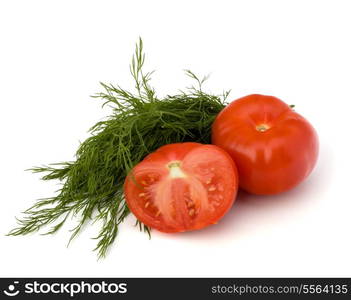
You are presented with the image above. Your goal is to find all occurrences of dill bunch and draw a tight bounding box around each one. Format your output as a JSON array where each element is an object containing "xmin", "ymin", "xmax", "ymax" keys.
[{"xmin": 8, "ymin": 38, "xmax": 229, "ymax": 258}]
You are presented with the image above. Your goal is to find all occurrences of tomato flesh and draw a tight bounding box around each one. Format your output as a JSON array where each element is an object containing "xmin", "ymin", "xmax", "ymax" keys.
[
  {"xmin": 212, "ymin": 94, "xmax": 319, "ymax": 195},
  {"xmin": 124, "ymin": 143, "xmax": 238, "ymax": 233}
]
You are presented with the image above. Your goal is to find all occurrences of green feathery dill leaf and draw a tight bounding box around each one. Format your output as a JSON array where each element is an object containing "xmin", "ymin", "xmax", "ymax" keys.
[{"xmin": 8, "ymin": 38, "xmax": 228, "ymax": 258}]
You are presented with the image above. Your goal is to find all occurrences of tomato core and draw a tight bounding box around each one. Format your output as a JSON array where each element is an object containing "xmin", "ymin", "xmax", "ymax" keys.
[{"xmin": 168, "ymin": 161, "xmax": 186, "ymax": 178}]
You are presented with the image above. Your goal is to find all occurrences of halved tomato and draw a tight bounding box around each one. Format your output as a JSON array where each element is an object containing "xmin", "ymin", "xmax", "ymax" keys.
[{"xmin": 124, "ymin": 142, "xmax": 238, "ymax": 233}]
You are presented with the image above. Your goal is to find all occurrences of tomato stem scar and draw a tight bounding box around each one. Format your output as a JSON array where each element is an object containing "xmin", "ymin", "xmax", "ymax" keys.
[
  {"xmin": 167, "ymin": 161, "xmax": 186, "ymax": 178},
  {"xmin": 256, "ymin": 124, "xmax": 270, "ymax": 132}
]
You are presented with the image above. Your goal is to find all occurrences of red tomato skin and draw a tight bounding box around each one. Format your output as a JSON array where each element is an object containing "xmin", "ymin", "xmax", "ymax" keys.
[
  {"xmin": 212, "ymin": 94, "xmax": 319, "ymax": 195},
  {"xmin": 124, "ymin": 143, "xmax": 238, "ymax": 233}
]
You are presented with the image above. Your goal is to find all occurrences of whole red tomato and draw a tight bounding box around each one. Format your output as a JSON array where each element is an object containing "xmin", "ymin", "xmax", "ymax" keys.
[
  {"xmin": 212, "ymin": 94, "xmax": 318, "ymax": 195},
  {"xmin": 124, "ymin": 142, "xmax": 238, "ymax": 233}
]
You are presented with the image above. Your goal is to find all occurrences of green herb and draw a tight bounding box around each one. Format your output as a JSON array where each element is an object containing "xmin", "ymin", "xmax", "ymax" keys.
[{"xmin": 8, "ymin": 38, "xmax": 229, "ymax": 258}]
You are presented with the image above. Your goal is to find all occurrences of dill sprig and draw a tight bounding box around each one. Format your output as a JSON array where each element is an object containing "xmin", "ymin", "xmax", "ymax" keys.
[{"xmin": 8, "ymin": 38, "xmax": 229, "ymax": 258}]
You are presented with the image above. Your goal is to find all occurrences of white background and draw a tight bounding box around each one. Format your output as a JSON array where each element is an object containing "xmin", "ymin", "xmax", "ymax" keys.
[{"xmin": 1, "ymin": 0, "xmax": 350, "ymax": 277}]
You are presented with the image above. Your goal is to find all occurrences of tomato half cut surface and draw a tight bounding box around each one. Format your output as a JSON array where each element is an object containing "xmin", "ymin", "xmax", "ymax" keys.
[{"xmin": 124, "ymin": 142, "xmax": 238, "ymax": 233}]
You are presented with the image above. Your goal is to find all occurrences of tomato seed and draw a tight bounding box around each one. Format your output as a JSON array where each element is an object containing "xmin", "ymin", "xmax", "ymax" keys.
[
  {"xmin": 188, "ymin": 208, "xmax": 195, "ymax": 216},
  {"xmin": 144, "ymin": 201, "xmax": 150, "ymax": 208},
  {"xmin": 208, "ymin": 185, "xmax": 216, "ymax": 192},
  {"xmin": 139, "ymin": 193, "xmax": 146, "ymax": 197}
]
